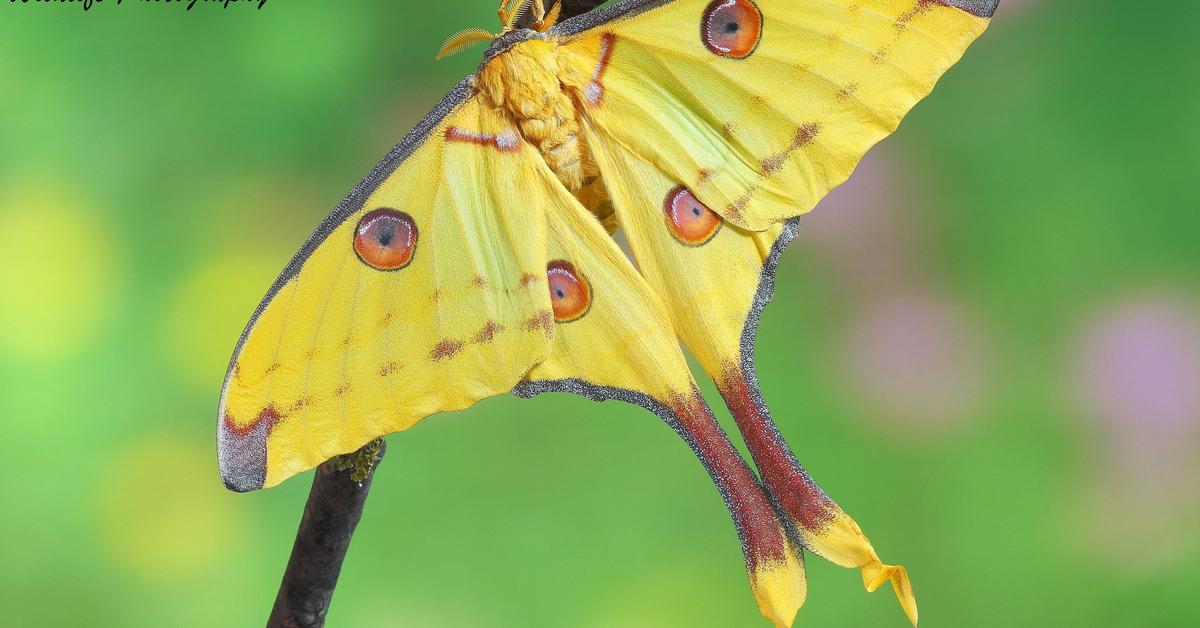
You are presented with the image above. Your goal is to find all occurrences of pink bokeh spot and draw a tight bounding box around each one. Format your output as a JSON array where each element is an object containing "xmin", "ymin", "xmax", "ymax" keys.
[
  {"xmin": 1073, "ymin": 295, "xmax": 1200, "ymax": 436},
  {"xmin": 844, "ymin": 291, "xmax": 989, "ymax": 433},
  {"xmin": 1069, "ymin": 292, "xmax": 1200, "ymax": 569},
  {"xmin": 799, "ymin": 147, "xmax": 921, "ymax": 293}
]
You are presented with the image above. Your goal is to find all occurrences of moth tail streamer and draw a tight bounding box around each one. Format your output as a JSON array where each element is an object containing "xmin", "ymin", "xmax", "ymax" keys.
[
  {"xmin": 750, "ymin": 542, "xmax": 807, "ymax": 628},
  {"xmin": 718, "ymin": 366, "xmax": 918, "ymax": 626},
  {"xmin": 863, "ymin": 559, "xmax": 918, "ymax": 626},
  {"xmin": 666, "ymin": 390, "xmax": 807, "ymax": 628}
]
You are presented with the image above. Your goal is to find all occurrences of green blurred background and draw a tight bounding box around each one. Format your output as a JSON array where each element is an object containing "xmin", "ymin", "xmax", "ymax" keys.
[{"xmin": 1, "ymin": 0, "xmax": 1197, "ymax": 626}]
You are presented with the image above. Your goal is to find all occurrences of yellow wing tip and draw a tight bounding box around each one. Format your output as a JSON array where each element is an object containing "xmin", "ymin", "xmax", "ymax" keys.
[{"xmin": 861, "ymin": 560, "xmax": 918, "ymax": 626}]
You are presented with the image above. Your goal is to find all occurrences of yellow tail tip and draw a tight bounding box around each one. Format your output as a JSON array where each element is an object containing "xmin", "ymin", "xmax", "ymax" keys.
[
  {"xmin": 861, "ymin": 560, "xmax": 918, "ymax": 626},
  {"xmin": 751, "ymin": 551, "xmax": 807, "ymax": 628},
  {"xmin": 788, "ymin": 507, "xmax": 917, "ymax": 625}
]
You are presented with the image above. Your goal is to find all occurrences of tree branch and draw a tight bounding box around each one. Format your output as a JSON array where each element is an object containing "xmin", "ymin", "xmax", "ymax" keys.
[
  {"xmin": 515, "ymin": 0, "xmax": 610, "ymax": 29},
  {"xmin": 267, "ymin": 439, "xmax": 386, "ymax": 628}
]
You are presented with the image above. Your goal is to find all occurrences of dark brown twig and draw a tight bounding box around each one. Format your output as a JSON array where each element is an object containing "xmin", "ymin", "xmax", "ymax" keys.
[{"xmin": 267, "ymin": 439, "xmax": 386, "ymax": 628}]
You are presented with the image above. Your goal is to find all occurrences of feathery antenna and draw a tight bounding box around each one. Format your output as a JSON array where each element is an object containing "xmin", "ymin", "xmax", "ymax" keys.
[
  {"xmin": 436, "ymin": 28, "xmax": 497, "ymax": 61},
  {"xmin": 435, "ymin": 0, "xmax": 566, "ymax": 60}
]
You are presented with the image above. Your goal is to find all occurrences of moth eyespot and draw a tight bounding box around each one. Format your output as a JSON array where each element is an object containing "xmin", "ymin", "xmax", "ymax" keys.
[
  {"xmin": 664, "ymin": 185, "xmax": 722, "ymax": 246},
  {"xmin": 546, "ymin": 260, "xmax": 592, "ymax": 323},
  {"xmin": 702, "ymin": 0, "xmax": 763, "ymax": 59},
  {"xmin": 353, "ymin": 208, "xmax": 418, "ymax": 271}
]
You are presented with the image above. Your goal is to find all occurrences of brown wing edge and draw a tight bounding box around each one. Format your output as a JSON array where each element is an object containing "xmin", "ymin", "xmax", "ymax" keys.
[{"xmin": 735, "ymin": 216, "xmax": 802, "ymax": 455}]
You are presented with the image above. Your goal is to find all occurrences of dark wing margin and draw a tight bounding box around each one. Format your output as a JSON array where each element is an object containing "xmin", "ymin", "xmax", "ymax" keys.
[
  {"xmin": 938, "ymin": 0, "xmax": 999, "ymax": 18},
  {"xmin": 549, "ymin": 0, "xmax": 999, "ymax": 38},
  {"xmin": 216, "ymin": 78, "xmax": 476, "ymax": 491},
  {"xmin": 550, "ymin": 0, "xmax": 675, "ymax": 37},
  {"xmin": 734, "ymin": 217, "xmax": 801, "ymax": 465},
  {"xmin": 738, "ymin": 218, "xmax": 801, "ymax": 394}
]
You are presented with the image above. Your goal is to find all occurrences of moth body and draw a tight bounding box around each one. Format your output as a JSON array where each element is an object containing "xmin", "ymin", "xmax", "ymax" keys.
[
  {"xmin": 479, "ymin": 36, "xmax": 613, "ymax": 225},
  {"xmin": 218, "ymin": 1, "xmax": 998, "ymax": 625}
]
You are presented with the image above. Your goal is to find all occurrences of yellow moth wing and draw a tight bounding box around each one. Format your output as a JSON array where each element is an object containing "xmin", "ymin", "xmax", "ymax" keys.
[
  {"xmin": 510, "ymin": 160, "xmax": 809, "ymax": 628},
  {"xmin": 581, "ymin": 117, "xmax": 786, "ymax": 377},
  {"xmin": 219, "ymin": 88, "xmax": 559, "ymax": 491},
  {"xmin": 519, "ymin": 173, "xmax": 697, "ymax": 402},
  {"xmin": 555, "ymin": 0, "xmax": 994, "ymax": 230},
  {"xmin": 548, "ymin": 4, "xmax": 996, "ymax": 622}
]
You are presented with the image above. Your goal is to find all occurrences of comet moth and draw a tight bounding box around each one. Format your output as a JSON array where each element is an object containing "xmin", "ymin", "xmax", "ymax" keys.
[{"xmin": 218, "ymin": 0, "xmax": 997, "ymax": 625}]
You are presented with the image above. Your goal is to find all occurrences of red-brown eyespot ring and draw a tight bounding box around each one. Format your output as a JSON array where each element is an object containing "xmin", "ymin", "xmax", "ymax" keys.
[
  {"xmin": 702, "ymin": 0, "xmax": 763, "ymax": 59},
  {"xmin": 353, "ymin": 208, "xmax": 418, "ymax": 271},
  {"xmin": 546, "ymin": 260, "xmax": 592, "ymax": 323},
  {"xmin": 664, "ymin": 185, "xmax": 723, "ymax": 246}
]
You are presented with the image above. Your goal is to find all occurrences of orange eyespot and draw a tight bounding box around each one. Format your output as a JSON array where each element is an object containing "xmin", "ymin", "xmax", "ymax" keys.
[
  {"xmin": 353, "ymin": 208, "xmax": 418, "ymax": 271},
  {"xmin": 664, "ymin": 185, "xmax": 723, "ymax": 246},
  {"xmin": 546, "ymin": 260, "xmax": 592, "ymax": 323},
  {"xmin": 702, "ymin": 0, "xmax": 763, "ymax": 59}
]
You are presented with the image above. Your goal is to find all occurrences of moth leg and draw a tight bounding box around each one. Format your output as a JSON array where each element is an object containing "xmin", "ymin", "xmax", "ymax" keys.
[
  {"xmin": 500, "ymin": 0, "xmax": 533, "ymax": 31},
  {"xmin": 498, "ymin": 0, "xmax": 519, "ymax": 30},
  {"xmin": 533, "ymin": 1, "xmax": 563, "ymax": 32}
]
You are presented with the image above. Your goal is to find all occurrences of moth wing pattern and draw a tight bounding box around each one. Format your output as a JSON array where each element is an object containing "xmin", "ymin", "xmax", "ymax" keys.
[
  {"xmin": 553, "ymin": 0, "xmax": 996, "ymax": 230},
  {"xmin": 546, "ymin": 1, "xmax": 996, "ymax": 623},
  {"xmin": 218, "ymin": 87, "xmax": 562, "ymax": 491}
]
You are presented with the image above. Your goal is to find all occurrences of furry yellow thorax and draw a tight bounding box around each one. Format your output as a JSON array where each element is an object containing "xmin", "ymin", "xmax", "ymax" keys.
[{"xmin": 479, "ymin": 39, "xmax": 614, "ymax": 227}]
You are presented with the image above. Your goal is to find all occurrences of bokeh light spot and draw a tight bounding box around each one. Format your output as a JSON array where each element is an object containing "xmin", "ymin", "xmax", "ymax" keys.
[
  {"xmin": 583, "ymin": 563, "xmax": 741, "ymax": 628},
  {"xmin": 1073, "ymin": 294, "xmax": 1200, "ymax": 434},
  {"xmin": 162, "ymin": 253, "xmax": 280, "ymax": 387},
  {"xmin": 799, "ymin": 148, "xmax": 918, "ymax": 292},
  {"xmin": 0, "ymin": 183, "xmax": 119, "ymax": 363},
  {"xmin": 1067, "ymin": 292, "xmax": 1200, "ymax": 569},
  {"xmin": 843, "ymin": 291, "xmax": 990, "ymax": 435},
  {"xmin": 95, "ymin": 435, "xmax": 238, "ymax": 580}
]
